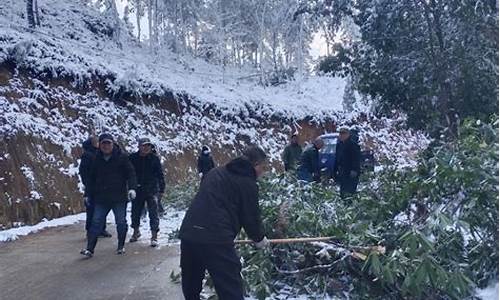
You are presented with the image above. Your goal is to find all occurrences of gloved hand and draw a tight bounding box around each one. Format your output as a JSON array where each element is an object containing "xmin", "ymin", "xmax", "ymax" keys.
[
  {"xmin": 313, "ymin": 173, "xmax": 321, "ymax": 182},
  {"xmin": 349, "ymin": 170, "xmax": 358, "ymax": 178},
  {"xmin": 254, "ymin": 236, "xmax": 270, "ymax": 249},
  {"xmin": 198, "ymin": 172, "xmax": 203, "ymax": 178},
  {"xmin": 83, "ymin": 197, "xmax": 91, "ymax": 207},
  {"xmin": 128, "ymin": 189, "xmax": 136, "ymax": 201}
]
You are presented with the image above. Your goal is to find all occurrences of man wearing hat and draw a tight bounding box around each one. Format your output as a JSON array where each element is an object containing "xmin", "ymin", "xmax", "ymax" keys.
[
  {"xmin": 78, "ymin": 135, "xmax": 112, "ymax": 238},
  {"xmin": 282, "ymin": 133, "xmax": 302, "ymax": 172},
  {"xmin": 80, "ymin": 133, "xmax": 137, "ymax": 257},
  {"xmin": 128, "ymin": 137, "xmax": 165, "ymax": 247},
  {"xmin": 197, "ymin": 145, "xmax": 215, "ymax": 180},
  {"xmin": 334, "ymin": 127, "xmax": 361, "ymax": 198}
]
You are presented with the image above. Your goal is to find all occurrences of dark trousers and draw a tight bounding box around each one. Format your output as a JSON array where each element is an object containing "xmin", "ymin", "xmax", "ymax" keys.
[
  {"xmin": 85, "ymin": 198, "xmax": 106, "ymax": 233},
  {"xmin": 87, "ymin": 201, "xmax": 127, "ymax": 251},
  {"xmin": 339, "ymin": 175, "xmax": 359, "ymax": 198},
  {"xmin": 131, "ymin": 193, "xmax": 159, "ymax": 232},
  {"xmin": 180, "ymin": 240, "xmax": 244, "ymax": 300},
  {"xmin": 297, "ymin": 168, "xmax": 313, "ymax": 182}
]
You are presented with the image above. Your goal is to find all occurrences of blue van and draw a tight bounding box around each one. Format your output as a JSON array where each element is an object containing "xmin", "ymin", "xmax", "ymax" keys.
[{"xmin": 319, "ymin": 133, "xmax": 339, "ymax": 178}]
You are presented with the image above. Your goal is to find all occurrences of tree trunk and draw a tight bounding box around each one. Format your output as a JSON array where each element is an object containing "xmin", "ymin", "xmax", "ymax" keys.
[
  {"xmin": 272, "ymin": 31, "xmax": 278, "ymax": 73},
  {"xmin": 148, "ymin": 0, "xmax": 153, "ymax": 50},
  {"xmin": 26, "ymin": 0, "xmax": 36, "ymax": 28},
  {"xmin": 136, "ymin": 0, "xmax": 142, "ymax": 41},
  {"xmin": 34, "ymin": 0, "xmax": 40, "ymax": 26},
  {"xmin": 322, "ymin": 22, "xmax": 331, "ymax": 56}
]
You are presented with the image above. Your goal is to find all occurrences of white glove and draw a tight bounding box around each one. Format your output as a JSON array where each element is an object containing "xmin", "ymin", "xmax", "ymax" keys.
[
  {"xmin": 198, "ymin": 172, "xmax": 203, "ymax": 178},
  {"xmin": 254, "ymin": 236, "xmax": 270, "ymax": 249},
  {"xmin": 349, "ymin": 171, "xmax": 358, "ymax": 178},
  {"xmin": 128, "ymin": 189, "xmax": 136, "ymax": 200}
]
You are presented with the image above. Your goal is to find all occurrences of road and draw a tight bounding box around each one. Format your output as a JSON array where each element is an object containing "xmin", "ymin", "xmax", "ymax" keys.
[{"xmin": 0, "ymin": 222, "xmax": 184, "ymax": 300}]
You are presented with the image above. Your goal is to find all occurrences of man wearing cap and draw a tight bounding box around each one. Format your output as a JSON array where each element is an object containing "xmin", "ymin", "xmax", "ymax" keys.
[
  {"xmin": 297, "ymin": 137, "xmax": 324, "ymax": 182},
  {"xmin": 197, "ymin": 145, "xmax": 215, "ymax": 180},
  {"xmin": 129, "ymin": 138, "xmax": 166, "ymax": 247},
  {"xmin": 179, "ymin": 146, "xmax": 270, "ymax": 300},
  {"xmin": 282, "ymin": 134, "xmax": 302, "ymax": 172},
  {"xmin": 80, "ymin": 133, "xmax": 137, "ymax": 257},
  {"xmin": 334, "ymin": 127, "xmax": 361, "ymax": 198},
  {"xmin": 78, "ymin": 135, "xmax": 112, "ymax": 238}
]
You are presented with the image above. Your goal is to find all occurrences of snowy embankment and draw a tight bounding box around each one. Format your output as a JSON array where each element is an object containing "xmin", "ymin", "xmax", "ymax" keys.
[{"xmin": 0, "ymin": 0, "xmax": 429, "ymax": 162}]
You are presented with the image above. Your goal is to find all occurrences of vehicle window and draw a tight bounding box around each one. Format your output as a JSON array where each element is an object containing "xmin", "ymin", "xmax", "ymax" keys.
[{"xmin": 320, "ymin": 138, "xmax": 337, "ymax": 154}]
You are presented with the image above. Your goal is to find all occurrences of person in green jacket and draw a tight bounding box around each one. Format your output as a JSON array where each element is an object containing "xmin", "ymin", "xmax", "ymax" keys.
[{"xmin": 282, "ymin": 134, "xmax": 302, "ymax": 171}]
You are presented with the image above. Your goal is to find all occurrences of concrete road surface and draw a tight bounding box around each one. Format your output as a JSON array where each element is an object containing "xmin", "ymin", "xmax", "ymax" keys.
[{"xmin": 0, "ymin": 222, "xmax": 183, "ymax": 300}]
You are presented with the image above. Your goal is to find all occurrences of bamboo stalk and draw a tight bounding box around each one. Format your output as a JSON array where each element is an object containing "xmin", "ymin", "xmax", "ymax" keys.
[{"xmin": 235, "ymin": 236, "xmax": 335, "ymax": 244}]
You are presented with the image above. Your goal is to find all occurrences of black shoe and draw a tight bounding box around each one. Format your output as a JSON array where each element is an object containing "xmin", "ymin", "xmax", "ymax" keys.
[
  {"xmin": 129, "ymin": 229, "xmax": 141, "ymax": 242},
  {"xmin": 80, "ymin": 249, "xmax": 93, "ymax": 258},
  {"xmin": 99, "ymin": 230, "xmax": 112, "ymax": 238}
]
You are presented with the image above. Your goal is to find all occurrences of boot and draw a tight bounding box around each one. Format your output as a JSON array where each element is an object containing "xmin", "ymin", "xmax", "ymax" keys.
[
  {"xmin": 80, "ymin": 249, "xmax": 93, "ymax": 258},
  {"xmin": 129, "ymin": 228, "xmax": 141, "ymax": 242},
  {"xmin": 99, "ymin": 230, "xmax": 112, "ymax": 238},
  {"xmin": 150, "ymin": 231, "xmax": 159, "ymax": 248}
]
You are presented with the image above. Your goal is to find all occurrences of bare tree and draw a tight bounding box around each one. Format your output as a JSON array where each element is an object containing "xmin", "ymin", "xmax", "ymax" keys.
[{"xmin": 26, "ymin": 0, "xmax": 36, "ymax": 28}]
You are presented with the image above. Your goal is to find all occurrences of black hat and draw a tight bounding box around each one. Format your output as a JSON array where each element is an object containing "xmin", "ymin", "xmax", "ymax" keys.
[
  {"xmin": 138, "ymin": 137, "xmax": 153, "ymax": 146},
  {"xmin": 99, "ymin": 133, "xmax": 114, "ymax": 143},
  {"xmin": 339, "ymin": 127, "xmax": 350, "ymax": 134}
]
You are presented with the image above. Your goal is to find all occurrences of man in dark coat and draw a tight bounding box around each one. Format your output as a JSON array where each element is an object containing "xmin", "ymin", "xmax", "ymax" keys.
[
  {"xmin": 334, "ymin": 127, "xmax": 361, "ymax": 198},
  {"xmin": 282, "ymin": 134, "xmax": 302, "ymax": 171},
  {"xmin": 129, "ymin": 137, "xmax": 166, "ymax": 247},
  {"xmin": 179, "ymin": 146, "xmax": 270, "ymax": 300},
  {"xmin": 80, "ymin": 133, "xmax": 137, "ymax": 257},
  {"xmin": 297, "ymin": 138, "xmax": 324, "ymax": 182},
  {"xmin": 197, "ymin": 145, "xmax": 215, "ymax": 179},
  {"xmin": 78, "ymin": 136, "xmax": 111, "ymax": 238}
]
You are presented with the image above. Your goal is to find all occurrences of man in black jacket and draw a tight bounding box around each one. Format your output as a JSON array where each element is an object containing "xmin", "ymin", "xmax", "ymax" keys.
[
  {"xmin": 297, "ymin": 138, "xmax": 324, "ymax": 182},
  {"xmin": 197, "ymin": 145, "xmax": 215, "ymax": 179},
  {"xmin": 80, "ymin": 133, "xmax": 137, "ymax": 257},
  {"xmin": 334, "ymin": 127, "xmax": 361, "ymax": 198},
  {"xmin": 129, "ymin": 137, "xmax": 166, "ymax": 247},
  {"xmin": 78, "ymin": 136, "xmax": 111, "ymax": 238},
  {"xmin": 179, "ymin": 146, "xmax": 270, "ymax": 300}
]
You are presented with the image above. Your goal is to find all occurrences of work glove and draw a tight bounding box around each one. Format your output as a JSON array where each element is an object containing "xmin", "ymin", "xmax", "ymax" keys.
[
  {"xmin": 313, "ymin": 173, "xmax": 321, "ymax": 182},
  {"xmin": 254, "ymin": 236, "xmax": 270, "ymax": 249},
  {"xmin": 128, "ymin": 189, "xmax": 136, "ymax": 201},
  {"xmin": 83, "ymin": 197, "xmax": 91, "ymax": 207},
  {"xmin": 349, "ymin": 170, "xmax": 358, "ymax": 178},
  {"xmin": 198, "ymin": 172, "xmax": 203, "ymax": 178}
]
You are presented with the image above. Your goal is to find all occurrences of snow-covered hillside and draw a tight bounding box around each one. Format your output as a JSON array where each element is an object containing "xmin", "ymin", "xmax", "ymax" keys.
[{"xmin": 0, "ymin": 0, "xmax": 358, "ymax": 120}]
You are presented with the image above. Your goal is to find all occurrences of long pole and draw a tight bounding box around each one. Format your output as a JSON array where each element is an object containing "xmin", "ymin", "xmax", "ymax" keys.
[{"xmin": 235, "ymin": 236, "xmax": 335, "ymax": 244}]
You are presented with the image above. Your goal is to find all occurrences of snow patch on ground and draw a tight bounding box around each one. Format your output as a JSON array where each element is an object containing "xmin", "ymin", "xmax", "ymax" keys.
[
  {"xmin": 0, "ymin": 213, "xmax": 86, "ymax": 242},
  {"xmin": 476, "ymin": 281, "xmax": 499, "ymax": 300},
  {"xmin": 0, "ymin": 202, "xmax": 185, "ymax": 245}
]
